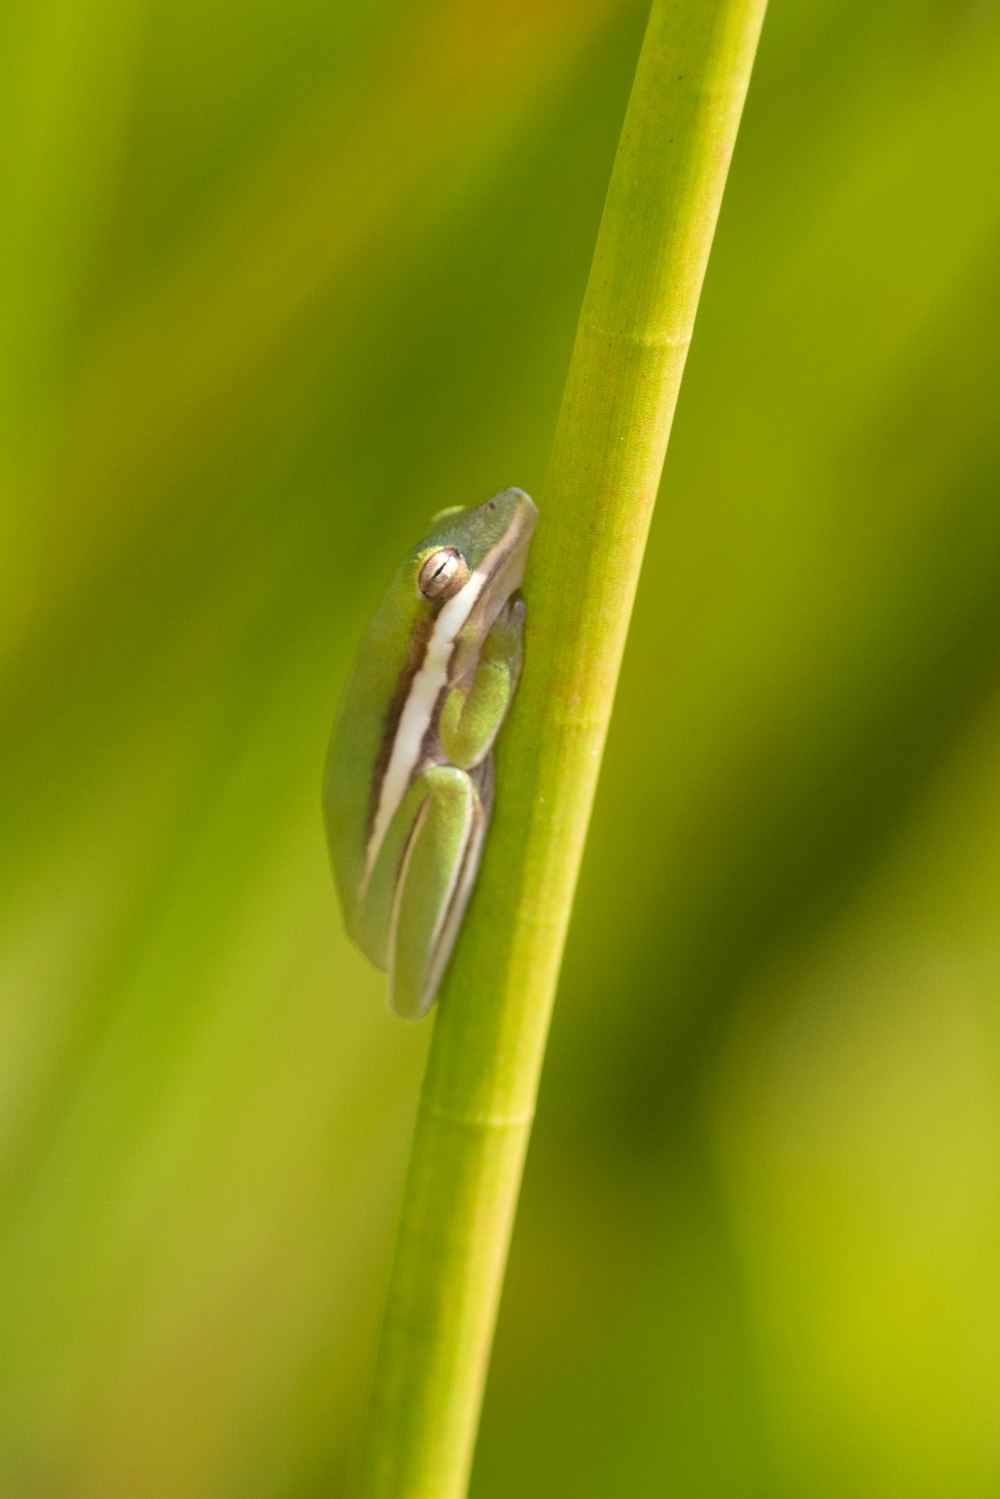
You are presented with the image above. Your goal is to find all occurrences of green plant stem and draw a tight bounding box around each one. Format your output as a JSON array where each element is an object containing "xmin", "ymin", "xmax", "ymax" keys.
[{"xmin": 352, "ymin": 2, "xmax": 768, "ymax": 1494}]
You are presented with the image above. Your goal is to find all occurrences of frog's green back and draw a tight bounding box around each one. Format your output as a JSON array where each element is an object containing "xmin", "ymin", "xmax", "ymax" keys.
[{"xmin": 322, "ymin": 562, "xmax": 425, "ymax": 934}]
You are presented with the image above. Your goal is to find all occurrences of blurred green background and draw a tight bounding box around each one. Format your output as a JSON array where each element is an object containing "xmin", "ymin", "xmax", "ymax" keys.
[{"xmin": 3, "ymin": 0, "xmax": 1000, "ymax": 1493}]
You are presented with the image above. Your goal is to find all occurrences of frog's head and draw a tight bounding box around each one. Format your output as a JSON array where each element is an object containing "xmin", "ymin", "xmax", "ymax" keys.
[
  {"xmin": 412, "ymin": 488, "xmax": 537, "ymax": 610},
  {"xmin": 397, "ymin": 486, "xmax": 536, "ymax": 682}
]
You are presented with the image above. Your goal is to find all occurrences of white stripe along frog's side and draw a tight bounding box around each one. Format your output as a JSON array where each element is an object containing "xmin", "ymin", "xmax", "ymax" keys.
[{"xmin": 323, "ymin": 489, "xmax": 536, "ymax": 1018}]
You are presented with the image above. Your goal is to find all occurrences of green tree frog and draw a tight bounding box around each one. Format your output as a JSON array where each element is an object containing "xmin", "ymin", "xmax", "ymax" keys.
[{"xmin": 323, "ymin": 488, "xmax": 537, "ymax": 1020}]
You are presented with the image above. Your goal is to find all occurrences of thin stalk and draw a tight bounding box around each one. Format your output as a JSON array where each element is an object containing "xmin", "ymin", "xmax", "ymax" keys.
[{"xmin": 352, "ymin": 2, "xmax": 768, "ymax": 1494}]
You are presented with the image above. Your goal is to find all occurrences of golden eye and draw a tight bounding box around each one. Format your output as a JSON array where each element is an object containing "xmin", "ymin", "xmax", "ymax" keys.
[{"xmin": 418, "ymin": 547, "xmax": 470, "ymax": 601}]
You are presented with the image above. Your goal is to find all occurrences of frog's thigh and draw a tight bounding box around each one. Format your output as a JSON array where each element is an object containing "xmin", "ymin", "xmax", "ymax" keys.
[{"xmin": 388, "ymin": 764, "xmax": 485, "ymax": 1020}]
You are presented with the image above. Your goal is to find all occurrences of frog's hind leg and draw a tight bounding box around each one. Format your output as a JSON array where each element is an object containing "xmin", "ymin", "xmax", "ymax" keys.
[
  {"xmin": 387, "ymin": 763, "xmax": 489, "ymax": 1020},
  {"xmin": 417, "ymin": 755, "xmax": 492, "ymax": 1011}
]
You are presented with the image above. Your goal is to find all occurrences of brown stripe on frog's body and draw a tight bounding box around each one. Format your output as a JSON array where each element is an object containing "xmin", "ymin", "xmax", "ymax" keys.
[
  {"xmin": 363, "ymin": 573, "xmax": 486, "ymax": 880},
  {"xmin": 418, "ymin": 635, "xmax": 466, "ymax": 768},
  {"xmin": 366, "ymin": 609, "xmax": 436, "ymax": 840}
]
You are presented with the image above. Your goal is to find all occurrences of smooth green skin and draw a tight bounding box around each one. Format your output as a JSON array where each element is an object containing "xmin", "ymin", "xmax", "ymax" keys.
[{"xmin": 323, "ymin": 489, "xmax": 536, "ymax": 1019}]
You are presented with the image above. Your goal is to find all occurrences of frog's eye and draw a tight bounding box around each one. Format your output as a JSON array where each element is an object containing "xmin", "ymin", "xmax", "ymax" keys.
[{"xmin": 418, "ymin": 547, "xmax": 470, "ymax": 601}]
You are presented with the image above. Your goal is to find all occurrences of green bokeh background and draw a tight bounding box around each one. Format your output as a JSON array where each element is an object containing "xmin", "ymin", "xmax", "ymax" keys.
[{"xmin": 3, "ymin": 0, "xmax": 1000, "ymax": 1493}]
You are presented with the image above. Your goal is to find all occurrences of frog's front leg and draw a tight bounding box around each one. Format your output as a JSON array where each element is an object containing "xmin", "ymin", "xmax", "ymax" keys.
[
  {"xmin": 439, "ymin": 596, "xmax": 526, "ymax": 770},
  {"xmin": 362, "ymin": 764, "xmax": 488, "ymax": 1020}
]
